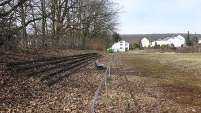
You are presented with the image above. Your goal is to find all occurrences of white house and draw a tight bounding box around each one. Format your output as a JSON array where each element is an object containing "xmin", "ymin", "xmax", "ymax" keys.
[
  {"xmin": 141, "ymin": 37, "xmax": 150, "ymax": 47},
  {"xmin": 151, "ymin": 35, "xmax": 185, "ymax": 47},
  {"xmin": 111, "ymin": 40, "xmax": 129, "ymax": 52},
  {"xmin": 198, "ymin": 38, "xmax": 201, "ymax": 44},
  {"xmin": 171, "ymin": 35, "xmax": 185, "ymax": 47},
  {"xmin": 151, "ymin": 41, "xmax": 156, "ymax": 47},
  {"xmin": 151, "ymin": 39, "xmax": 162, "ymax": 47}
]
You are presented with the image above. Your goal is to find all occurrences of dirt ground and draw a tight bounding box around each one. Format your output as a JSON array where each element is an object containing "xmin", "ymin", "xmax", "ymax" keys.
[{"xmin": 0, "ymin": 49, "xmax": 201, "ymax": 112}]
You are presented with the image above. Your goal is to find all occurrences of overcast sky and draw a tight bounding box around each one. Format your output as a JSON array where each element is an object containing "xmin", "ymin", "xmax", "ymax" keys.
[{"xmin": 114, "ymin": 0, "xmax": 201, "ymax": 34}]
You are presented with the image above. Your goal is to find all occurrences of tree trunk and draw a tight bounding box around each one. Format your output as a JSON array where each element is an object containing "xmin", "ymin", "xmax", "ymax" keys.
[
  {"xmin": 41, "ymin": 0, "xmax": 46, "ymax": 48},
  {"xmin": 20, "ymin": 5, "xmax": 28, "ymax": 49}
]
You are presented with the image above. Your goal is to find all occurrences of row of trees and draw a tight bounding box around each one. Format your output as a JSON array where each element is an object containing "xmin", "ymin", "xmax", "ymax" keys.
[{"xmin": 0, "ymin": 0, "xmax": 120, "ymax": 50}]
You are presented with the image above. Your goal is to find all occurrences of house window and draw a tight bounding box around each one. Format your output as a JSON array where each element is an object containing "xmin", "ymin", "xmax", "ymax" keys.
[
  {"xmin": 120, "ymin": 47, "xmax": 123, "ymax": 49},
  {"xmin": 125, "ymin": 43, "xmax": 128, "ymax": 46},
  {"xmin": 120, "ymin": 44, "xmax": 123, "ymax": 46}
]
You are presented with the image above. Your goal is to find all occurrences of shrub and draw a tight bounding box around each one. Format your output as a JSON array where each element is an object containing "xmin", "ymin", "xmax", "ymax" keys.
[
  {"xmin": 108, "ymin": 49, "xmax": 113, "ymax": 53},
  {"xmin": 161, "ymin": 44, "xmax": 167, "ymax": 49}
]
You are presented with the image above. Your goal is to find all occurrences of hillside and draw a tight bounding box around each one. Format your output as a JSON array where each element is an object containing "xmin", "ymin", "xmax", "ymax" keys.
[{"xmin": 120, "ymin": 33, "xmax": 201, "ymax": 43}]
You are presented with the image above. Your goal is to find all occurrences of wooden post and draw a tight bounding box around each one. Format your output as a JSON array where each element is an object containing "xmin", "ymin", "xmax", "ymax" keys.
[
  {"xmin": 0, "ymin": 49, "xmax": 3, "ymax": 63},
  {"xmin": 105, "ymin": 74, "xmax": 108, "ymax": 98},
  {"xmin": 108, "ymin": 66, "xmax": 110, "ymax": 77}
]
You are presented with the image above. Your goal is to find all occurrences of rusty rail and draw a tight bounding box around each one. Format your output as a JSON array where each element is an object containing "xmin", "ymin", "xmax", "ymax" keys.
[{"xmin": 88, "ymin": 54, "xmax": 114, "ymax": 113}]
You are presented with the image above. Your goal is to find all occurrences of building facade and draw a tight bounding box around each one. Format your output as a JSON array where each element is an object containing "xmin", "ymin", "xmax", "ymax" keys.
[
  {"xmin": 111, "ymin": 40, "xmax": 129, "ymax": 52},
  {"xmin": 141, "ymin": 37, "xmax": 150, "ymax": 47}
]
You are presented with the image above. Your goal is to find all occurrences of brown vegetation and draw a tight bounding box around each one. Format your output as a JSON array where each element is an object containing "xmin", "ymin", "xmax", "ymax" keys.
[{"xmin": 1, "ymin": 50, "xmax": 201, "ymax": 112}]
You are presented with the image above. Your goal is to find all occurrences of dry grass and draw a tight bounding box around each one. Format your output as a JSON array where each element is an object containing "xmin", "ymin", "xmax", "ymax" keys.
[{"xmin": 115, "ymin": 50, "xmax": 201, "ymax": 112}]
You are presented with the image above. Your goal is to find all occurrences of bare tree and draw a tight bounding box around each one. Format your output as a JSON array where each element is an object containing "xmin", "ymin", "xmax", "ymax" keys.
[
  {"xmin": 0, "ymin": 0, "xmax": 28, "ymax": 17},
  {"xmin": 41, "ymin": 0, "xmax": 46, "ymax": 48},
  {"xmin": 1, "ymin": 0, "xmax": 120, "ymax": 50}
]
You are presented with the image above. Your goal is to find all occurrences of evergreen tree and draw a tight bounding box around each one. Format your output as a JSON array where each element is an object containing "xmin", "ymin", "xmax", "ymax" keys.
[
  {"xmin": 153, "ymin": 42, "xmax": 159, "ymax": 49},
  {"xmin": 170, "ymin": 43, "xmax": 176, "ymax": 51},
  {"xmin": 191, "ymin": 37, "xmax": 198, "ymax": 45},
  {"xmin": 129, "ymin": 44, "xmax": 133, "ymax": 50},
  {"xmin": 186, "ymin": 31, "xmax": 192, "ymax": 46},
  {"xmin": 138, "ymin": 38, "xmax": 143, "ymax": 49},
  {"xmin": 112, "ymin": 32, "xmax": 121, "ymax": 42}
]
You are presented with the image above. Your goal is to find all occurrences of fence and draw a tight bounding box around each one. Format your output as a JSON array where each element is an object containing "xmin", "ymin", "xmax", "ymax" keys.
[{"xmin": 88, "ymin": 54, "xmax": 114, "ymax": 113}]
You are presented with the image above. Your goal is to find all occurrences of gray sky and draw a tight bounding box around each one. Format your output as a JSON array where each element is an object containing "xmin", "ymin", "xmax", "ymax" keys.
[{"xmin": 114, "ymin": 0, "xmax": 201, "ymax": 34}]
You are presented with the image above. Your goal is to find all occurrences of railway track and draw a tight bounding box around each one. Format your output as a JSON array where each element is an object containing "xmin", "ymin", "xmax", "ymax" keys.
[{"xmin": 6, "ymin": 53, "xmax": 102, "ymax": 86}]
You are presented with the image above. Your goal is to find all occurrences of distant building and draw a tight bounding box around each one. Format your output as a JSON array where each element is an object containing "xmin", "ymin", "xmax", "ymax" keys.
[
  {"xmin": 141, "ymin": 37, "xmax": 150, "ymax": 47},
  {"xmin": 111, "ymin": 40, "xmax": 129, "ymax": 52},
  {"xmin": 151, "ymin": 35, "xmax": 185, "ymax": 47},
  {"xmin": 198, "ymin": 38, "xmax": 201, "ymax": 44}
]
